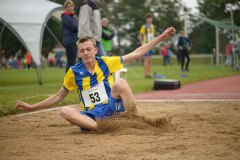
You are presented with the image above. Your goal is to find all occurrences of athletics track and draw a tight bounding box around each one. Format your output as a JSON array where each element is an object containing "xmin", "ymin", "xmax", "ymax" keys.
[{"xmin": 134, "ymin": 75, "xmax": 240, "ymax": 101}]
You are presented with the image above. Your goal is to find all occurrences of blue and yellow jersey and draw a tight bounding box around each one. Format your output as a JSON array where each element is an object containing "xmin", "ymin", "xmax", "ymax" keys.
[
  {"xmin": 63, "ymin": 56, "xmax": 123, "ymax": 111},
  {"xmin": 140, "ymin": 24, "xmax": 156, "ymax": 45}
]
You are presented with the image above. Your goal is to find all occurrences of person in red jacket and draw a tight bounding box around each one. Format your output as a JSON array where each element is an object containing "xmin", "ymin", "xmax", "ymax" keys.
[
  {"xmin": 26, "ymin": 52, "xmax": 31, "ymax": 69},
  {"xmin": 161, "ymin": 43, "xmax": 168, "ymax": 66},
  {"xmin": 225, "ymin": 43, "xmax": 233, "ymax": 67}
]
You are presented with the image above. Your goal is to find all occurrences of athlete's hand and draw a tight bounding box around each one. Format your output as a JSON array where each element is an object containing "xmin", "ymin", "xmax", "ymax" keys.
[
  {"xmin": 16, "ymin": 101, "xmax": 33, "ymax": 111},
  {"xmin": 161, "ymin": 27, "xmax": 176, "ymax": 41}
]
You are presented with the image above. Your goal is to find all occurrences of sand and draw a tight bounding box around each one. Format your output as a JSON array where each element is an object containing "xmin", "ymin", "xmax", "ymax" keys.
[{"xmin": 0, "ymin": 101, "xmax": 240, "ymax": 160}]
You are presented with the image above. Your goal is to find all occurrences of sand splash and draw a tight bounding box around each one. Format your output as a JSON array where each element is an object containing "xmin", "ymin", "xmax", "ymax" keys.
[{"xmin": 96, "ymin": 104, "xmax": 173, "ymax": 134}]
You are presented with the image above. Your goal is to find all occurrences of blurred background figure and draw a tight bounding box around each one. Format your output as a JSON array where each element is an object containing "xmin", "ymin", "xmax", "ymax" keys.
[
  {"xmin": 160, "ymin": 43, "xmax": 172, "ymax": 66},
  {"xmin": 61, "ymin": 0, "xmax": 78, "ymax": 72},
  {"xmin": 161, "ymin": 43, "xmax": 168, "ymax": 66},
  {"xmin": 55, "ymin": 50, "xmax": 62, "ymax": 68},
  {"xmin": 212, "ymin": 48, "xmax": 216, "ymax": 65},
  {"xmin": 78, "ymin": 0, "xmax": 106, "ymax": 57},
  {"xmin": 16, "ymin": 49, "xmax": 22, "ymax": 69},
  {"xmin": 138, "ymin": 13, "xmax": 156, "ymax": 78},
  {"xmin": 13, "ymin": 56, "xmax": 18, "ymax": 69},
  {"xmin": 1, "ymin": 50, "xmax": 6, "ymax": 70},
  {"xmin": 225, "ymin": 42, "xmax": 233, "ymax": 67},
  {"xmin": 177, "ymin": 30, "xmax": 191, "ymax": 72},
  {"xmin": 101, "ymin": 18, "xmax": 115, "ymax": 56},
  {"xmin": 7, "ymin": 55, "xmax": 13, "ymax": 69},
  {"xmin": 26, "ymin": 52, "xmax": 31, "ymax": 69},
  {"xmin": 48, "ymin": 51, "xmax": 55, "ymax": 67},
  {"xmin": 176, "ymin": 47, "xmax": 181, "ymax": 64}
]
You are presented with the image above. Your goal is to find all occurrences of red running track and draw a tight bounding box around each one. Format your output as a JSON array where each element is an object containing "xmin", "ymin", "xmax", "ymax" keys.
[{"xmin": 134, "ymin": 75, "xmax": 240, "ymax": 100}]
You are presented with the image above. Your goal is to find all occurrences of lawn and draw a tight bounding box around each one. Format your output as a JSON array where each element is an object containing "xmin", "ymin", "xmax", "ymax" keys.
[{"xmin": 0, "ymin": 58, "xmax": 239, "ymax": 116}]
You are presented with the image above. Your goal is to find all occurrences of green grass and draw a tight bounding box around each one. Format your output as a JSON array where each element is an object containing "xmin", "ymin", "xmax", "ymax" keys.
[{"xmin": 0, "ymin": 59, "xmax": 239, "ymax": 116}]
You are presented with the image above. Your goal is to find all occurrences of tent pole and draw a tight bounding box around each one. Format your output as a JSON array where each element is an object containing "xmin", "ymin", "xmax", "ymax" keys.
[
  {"xmin": 230, "ymin": 7, "xmax": 236, "ymax": 71},
  {"xmin": 38, "ymin": 66, "xmax": 42, "ymax": 85},
  {"xmin": 215, "ymin": 27, "xmax": 220, "ymax": 68},
  {"xmin": 184, "ymin": 14, "xmax": 188, "ymax": 37},
  {"xmin": 35, "ymin": 65, "xmax": 43, "ymax": 86},
  {"xmin": 46, "ymin": 25, "xmax": 63, "ymax": 48}
]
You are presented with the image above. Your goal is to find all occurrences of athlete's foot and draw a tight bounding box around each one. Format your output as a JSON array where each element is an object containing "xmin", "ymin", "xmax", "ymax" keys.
[
  {"xmin": 182, "ymin": 69, "xmax": 185, "ymax": 73},
  {"xmin": 185, "ymin": 69, "xmax": 189, "ymax": 72}
]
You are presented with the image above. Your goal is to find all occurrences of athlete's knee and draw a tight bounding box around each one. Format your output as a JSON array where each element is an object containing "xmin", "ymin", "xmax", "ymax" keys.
[
  {"xmin": 60, "ymin": 106, "xmax": 76, "ymax": 120},
  {"xmin": 112, "ymin": 78, "xmax": 128, "ymax": 92}
]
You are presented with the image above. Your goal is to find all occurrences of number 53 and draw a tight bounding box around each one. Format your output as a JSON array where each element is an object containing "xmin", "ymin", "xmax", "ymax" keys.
[{"xmin": 89, "ymin": 92, "xmax": 101, "ymax": 103}]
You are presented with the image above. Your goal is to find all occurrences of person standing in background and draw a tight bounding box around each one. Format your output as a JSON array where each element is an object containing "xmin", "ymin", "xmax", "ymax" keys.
[
  {"xmin": 26, "ymin": 52, "xmax": 31, "ymax": 69},
  {"xmin": 177, "ymin": 30, "xmax": 191, "ymax": 72},
  {"xmin": 78, "ymin": 0, "xmax": 106, "ymax": 57},
  {"xmin": 138, "ymin": 14, "xmax": 156, "ymax": 78},
  {"xmin": 1, "ymin": 53, "xmax": 6, "ymax": 70},
  {"xmin": 16, "ymin": 49, "xmax": 22, "ymax": 69},
  {"xmin": 225, "ymin": 43, "xmax": 233, "ymax": 67},
  {"xmin": 13, "ymin": 55, "xmax": 18, "ymax": 69},
  {"xmin": 161, "ymin": 43, "xmax": 168, "ymax": 66},
  {"xmin": 8, "ymin": 55, "xmax": 13, "ymax": 69},
  {"xmin": 61, "ymin": 0, "xmax": 78, "ymax": 73},
  {"xmin": 48, "ymin": 51, "xmax": 55, "ymax": 68},
  {"xmin": 101, "ymin": 18, "xmax": 115, "ymax": 56}
]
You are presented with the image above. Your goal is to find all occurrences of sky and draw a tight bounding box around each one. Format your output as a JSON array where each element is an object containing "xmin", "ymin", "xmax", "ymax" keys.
[{"xmin": 182, "ymin": 0, "xmax": 199, "ymax": 13}]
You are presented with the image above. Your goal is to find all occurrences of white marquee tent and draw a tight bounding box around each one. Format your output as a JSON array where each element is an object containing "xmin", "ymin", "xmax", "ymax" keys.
[{"xmin": 0, "ymin": 0, "xmax": 65, "ymax": 85}]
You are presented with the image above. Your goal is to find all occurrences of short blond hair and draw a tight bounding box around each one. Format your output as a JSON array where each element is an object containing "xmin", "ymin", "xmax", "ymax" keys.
[
  {"xmin": 76, "ymin": 37, "xmax": 97, "ymax": 48},
  {"xmin": 64, "ymin": 0, "xmax": 74, "ymax": 9},
  {"xmin": 102, "ymin": 18, "xmax": 109, "ymax": 22}
]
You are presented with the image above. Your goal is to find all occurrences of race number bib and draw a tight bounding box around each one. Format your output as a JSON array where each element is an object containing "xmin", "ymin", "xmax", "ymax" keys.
[
  {"xmin": 147, "ymin": 33, "xmax": 154, "ymax": 42},
  {"xmin": 81, "ymin": 81, "xmax": 108, "ymax": 107}
]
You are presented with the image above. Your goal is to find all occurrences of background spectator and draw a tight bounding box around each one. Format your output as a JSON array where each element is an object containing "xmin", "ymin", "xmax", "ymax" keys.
[
  {"xmin": 78, "ymin": 0, "xmax": 106, "ymax": 57},
  {"xmin": 138, "ymin": 13, "xmax": 156, "ymax": 78},
  {"xmin": 1, "ymin": 53, "xmax": 6, "ymax": 70},
  {"xmin": 61, "ymin": 0, "xmax": 78, "ymax": 72},
  {"xmin": 225, "ymin": 43, "xmax": 233, "ymax": 67},
  {"xmin": 16, "ymin": 49, "xmax": 22, "ymax": 69},
  {"xmin": 26, "ymin": 52, "xmax": 31, "ymax": 69},
  {"xmin": 160, "ymin": 43, "xmax": 171, "ymax": 66},
  {"xmin": 8, "ymin": 55, "xmax": 13, "ymax": 69},
  {"xmin": 101, "ymin": 18, "xmax": 115, "ymax": 56},
  {"xmin": 177, "ymin": 30, "xmax": 191, "ymax": 72},
  {"xmin": 48, "ymin": 51, "xmax": 55, "ymax": 67}
]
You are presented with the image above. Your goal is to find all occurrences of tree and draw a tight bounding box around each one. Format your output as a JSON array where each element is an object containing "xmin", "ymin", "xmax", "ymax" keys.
[
  {"xmin": 1, "ymin": 0, "xmax": 186, "ymax": 59},
  {"xmin": 188, "ymin": 0, "xmax": 240, "ymax": 54}
]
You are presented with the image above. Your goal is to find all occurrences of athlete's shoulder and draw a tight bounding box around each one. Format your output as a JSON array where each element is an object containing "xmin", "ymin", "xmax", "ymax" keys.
[{"xmin": 70, "ymin": 62, "xmax": 86, "ymax": 73}]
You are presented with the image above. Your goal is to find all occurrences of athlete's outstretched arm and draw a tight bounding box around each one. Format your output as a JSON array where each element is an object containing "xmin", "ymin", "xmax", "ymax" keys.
[
  {"xmin": 122, "ymin": 27, "xmax": 175, "ymax": 63},
  {"xmin": 16, "ymin": 87, "xmax": 69, "ymax": 111}
]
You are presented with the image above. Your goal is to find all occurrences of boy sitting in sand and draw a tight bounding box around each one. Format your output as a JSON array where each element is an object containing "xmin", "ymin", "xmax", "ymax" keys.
[{"xmin": 16, "ymin": 27, "xmax": 176, "ymax": 131}]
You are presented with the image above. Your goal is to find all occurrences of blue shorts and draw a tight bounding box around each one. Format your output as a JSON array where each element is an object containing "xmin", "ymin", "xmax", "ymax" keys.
[
  {"xmin": 80, "ymin": 95, "xmax": 125, "ymax": 131},
  {"xmin": 144, "ymin": 50, "xmax": 153, "ymax": 57}
]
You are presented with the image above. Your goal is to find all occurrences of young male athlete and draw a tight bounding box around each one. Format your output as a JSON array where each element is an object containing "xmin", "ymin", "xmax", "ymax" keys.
[
  {"xmin": 16, "ymin": 27, "xmax": 176, "ymax": 131},
  {"xmin": 139, "ymin": 14, "xmax": 156, "ymax": 78}
]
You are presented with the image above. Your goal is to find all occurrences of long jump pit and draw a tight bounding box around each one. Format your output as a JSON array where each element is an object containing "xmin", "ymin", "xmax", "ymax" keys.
[{"xmin": 0, "ymin": 101, "xmax": 240, "ymax": 160}]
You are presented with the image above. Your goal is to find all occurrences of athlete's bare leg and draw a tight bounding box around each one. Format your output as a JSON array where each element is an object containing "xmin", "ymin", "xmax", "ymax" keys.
[
  {"xmin": 144, "ymin": 56, "xmax": 151, "ymax": 77},
  {"xmin": 60, "ymin": 79, "xmax": 136, "ymax": 130},
  {"xmin": 60, "ymin": 106, "xmax": 97, "ymax": 130},
  {"xmin": 111, "ymin": 78, "xmax": 136, "ymax": 112},
  {"xmin": 148, "ymin": 56, "xmax": 152, "ymax": 76}
]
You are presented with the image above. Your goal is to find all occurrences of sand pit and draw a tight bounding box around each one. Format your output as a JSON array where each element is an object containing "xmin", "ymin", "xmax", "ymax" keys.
[{"xmin": 0, "ymin": 101, "xmax": 240, "ymax": 160}]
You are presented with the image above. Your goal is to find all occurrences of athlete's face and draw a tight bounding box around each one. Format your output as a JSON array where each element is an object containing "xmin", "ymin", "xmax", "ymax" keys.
[
  {"xmin": 77, "ymin": 41, "xmax": 98, "ymax": 63},
  {"xmin": 146, "ymin": 17, "xmax": 153, "ymax": 24}
]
